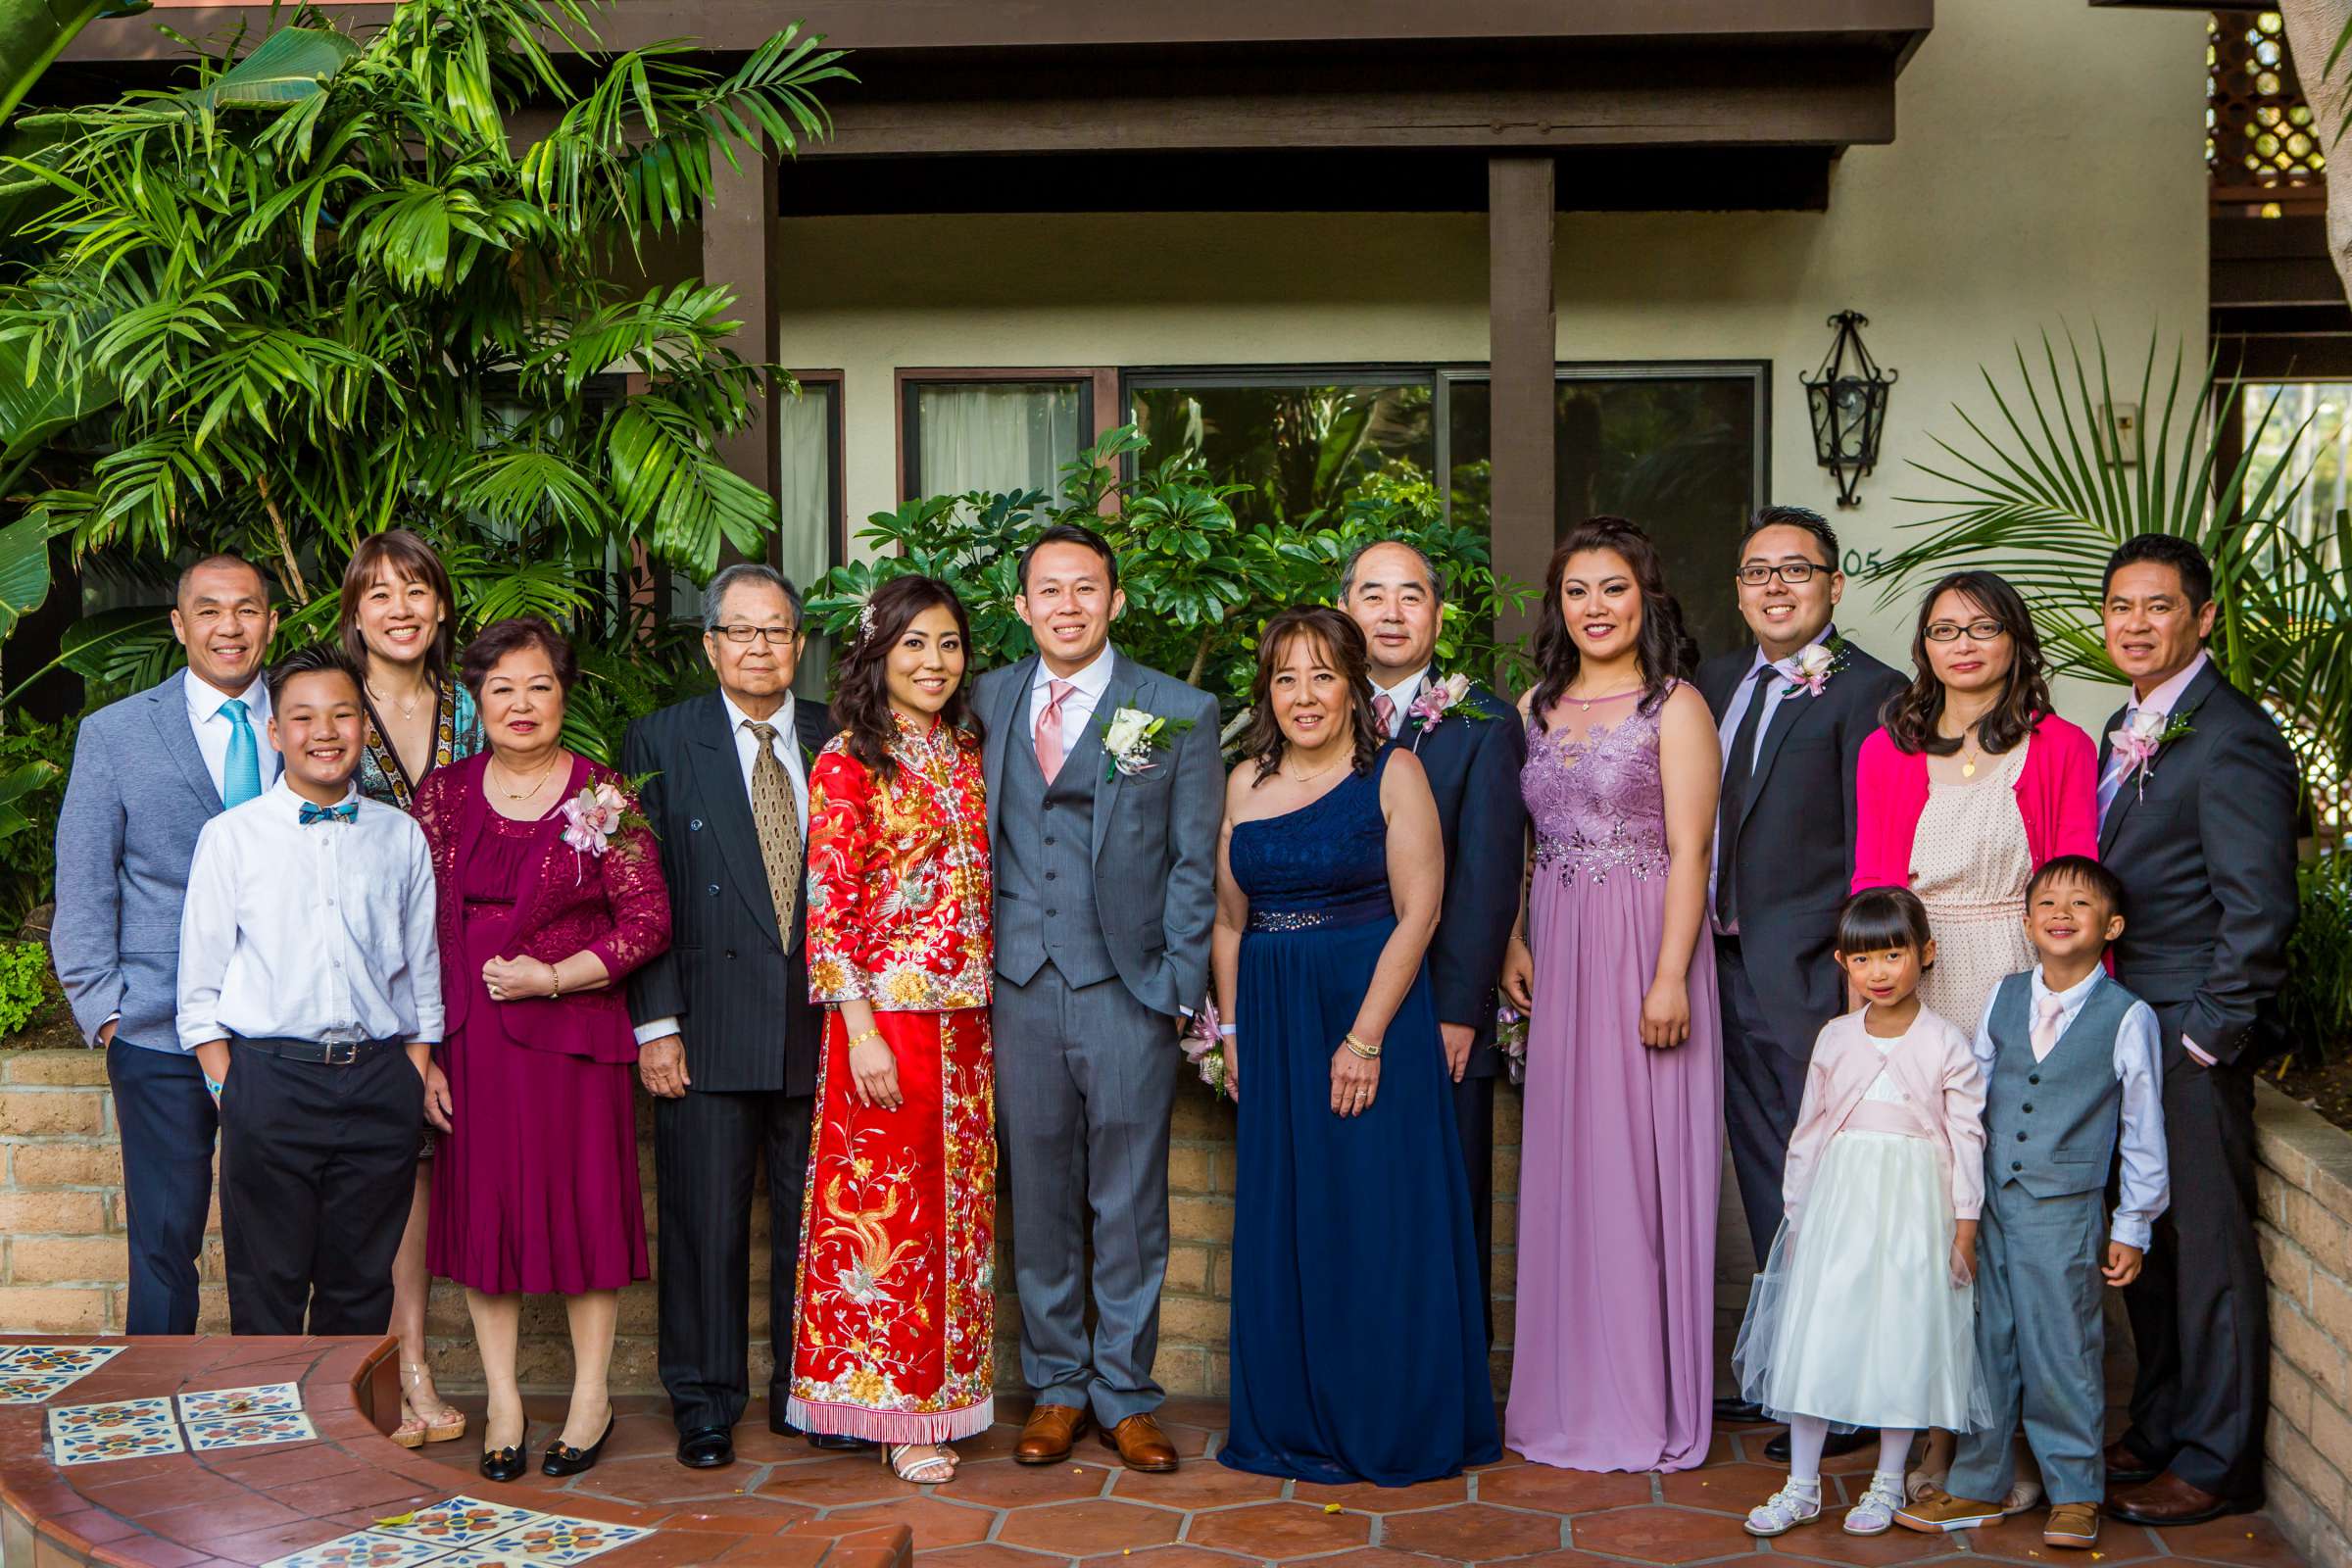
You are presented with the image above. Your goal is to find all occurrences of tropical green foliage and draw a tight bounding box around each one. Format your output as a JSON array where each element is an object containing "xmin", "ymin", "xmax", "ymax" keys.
[
  {"xmin": 0, "ymin": 937, "xmax": 46, "ymax": 1034},
  {"xmin": 1871, "ymin": 328, "xmax": 2352, "ymax": 794},
  {"xmin": 0, "ymin": 713, "xmax": 71, "ymax": 922},
  {"xmin": 2284, "ymin": 852, "xmax": 2352, "ymax": 1068},
  {"xmin": 0, "ymin": 0, "xmax": 851, "ymax": 757},
  {"xmin": 807, "ymin": 425, "xmax": 1532, "ymax": 718}
]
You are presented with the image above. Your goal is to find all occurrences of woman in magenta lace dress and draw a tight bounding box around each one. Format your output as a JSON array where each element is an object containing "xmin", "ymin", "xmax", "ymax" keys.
[
  {"xmin": 1500, "ymin": 517, "xmax": 1724, "ymax": 1473},
  {"xmin": 413, "ymin": 616, "xmax": 670, "ymax": 1485}
]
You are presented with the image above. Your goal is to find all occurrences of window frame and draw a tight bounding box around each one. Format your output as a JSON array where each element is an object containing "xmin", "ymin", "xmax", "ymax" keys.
[{"xmin": 896, "ymin": 368, "xmax": 1116, "ymax": 501}]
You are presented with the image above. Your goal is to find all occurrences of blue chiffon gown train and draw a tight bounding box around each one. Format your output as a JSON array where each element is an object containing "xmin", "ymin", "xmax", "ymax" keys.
[{"xmin": 1219, "ymin": 753, "xmax": 1499, "ymax": 1486}]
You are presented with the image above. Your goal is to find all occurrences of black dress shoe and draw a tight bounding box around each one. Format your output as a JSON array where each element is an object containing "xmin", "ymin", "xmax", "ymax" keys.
[
  {"xmin": 1714, "ymin": 1396, "xmax": 1768, "ymax": 1424},
  {"xmin": 480, "ymin": 1423, "xmax": 529, "ymax": 1484},
  {"xmin": 768, "ymin": 1409, "xmax": 872, "ymax": 1451},
  {"xmin": 1764, "ymin": 1426, "xmax": 1876, "ymax": 1463},
  {"xmin": 678, "ymin": 1426, "xmax": 735, "ymax": 1468},
  {"xmin": 544, "ymin": 1415, "xmax": 615, "ymax": 1477}
]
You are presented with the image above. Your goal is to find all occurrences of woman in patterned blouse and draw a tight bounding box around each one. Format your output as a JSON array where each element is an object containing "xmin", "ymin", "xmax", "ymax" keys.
[
  {"xmin": 335, "ymin": 528, "xmax": 484, "ymax": 1450},
  {"xmin": 786, "ymin": 575, "xmax": 995, "ymax": 1485}
]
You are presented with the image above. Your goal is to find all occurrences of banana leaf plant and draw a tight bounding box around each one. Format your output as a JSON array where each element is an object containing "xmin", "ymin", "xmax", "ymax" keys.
[{"xmin": 1870, "ymin": 327, "xmax": 2352, "ymax": 801}]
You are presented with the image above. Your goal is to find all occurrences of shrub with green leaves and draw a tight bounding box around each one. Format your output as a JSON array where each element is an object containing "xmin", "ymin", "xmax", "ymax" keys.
[
  {"xmin": 0, "ymin": 937, "xmax": 50, "ymax": 1036},
  {"xmin": 2284, "ymin": 852, "xmax": 2352, "ymax": 1070}
]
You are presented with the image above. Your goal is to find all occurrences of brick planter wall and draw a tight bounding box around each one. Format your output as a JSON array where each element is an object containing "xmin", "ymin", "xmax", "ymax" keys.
[
  {"xmin": 2257, "ymin": 1081, "xmax": 2352, "ymax": 1568},
  {"xmin": 0, "ymin": 1048, "xmax": 1527, "ymax": 1399}
]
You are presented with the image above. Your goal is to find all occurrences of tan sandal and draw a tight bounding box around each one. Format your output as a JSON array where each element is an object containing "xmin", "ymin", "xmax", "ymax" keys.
[
  {"xmin": 885, "ymin": 1443, "xmax": 956, "ymax": 1484},
  {"xmin": 402, "ymin": 1362, "xmax": 466, "ymax": 1445},
  {"xmin": 391, "ymin": 1400, "xmax": 429, "ymax": 1450}
]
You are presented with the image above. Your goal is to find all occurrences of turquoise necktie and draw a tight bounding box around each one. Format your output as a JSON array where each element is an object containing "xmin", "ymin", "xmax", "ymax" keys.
[{"xmin": 220, "ymin": 698, "xmax": 262, "ymax": 807}]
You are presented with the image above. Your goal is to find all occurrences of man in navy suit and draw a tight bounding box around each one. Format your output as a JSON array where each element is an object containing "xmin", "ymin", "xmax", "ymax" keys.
[
  {"xmin": 54, "ymin": 555, "xmax": 281, "ymax": 1335},
  {"xmin": 1694, "ymin": 508, "xmax": 1903, "ymax": 1458},
  {"xmin": 1340, "ymin": 539, "xmax": 1527, "ymax": 1318}
]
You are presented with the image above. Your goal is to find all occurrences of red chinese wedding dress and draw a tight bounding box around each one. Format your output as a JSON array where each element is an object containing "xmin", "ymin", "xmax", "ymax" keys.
[{"xmin": 786, "ymin": 713, "xmax": 997, "ymax": 1445}]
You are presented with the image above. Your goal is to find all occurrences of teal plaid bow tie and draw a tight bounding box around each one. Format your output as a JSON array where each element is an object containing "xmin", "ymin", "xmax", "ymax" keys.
[{"xmin": 298, "ymin": 802, "xmax": 357, "ymax": 826}]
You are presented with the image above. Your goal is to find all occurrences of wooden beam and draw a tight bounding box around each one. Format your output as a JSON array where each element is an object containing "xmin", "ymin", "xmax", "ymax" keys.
[
  {"xmin": 1489, "ymin": 154, "xmax": 1556, "ymax": 660},
  {"xmin": 704, "ymin": 144, "xmax": 779, "ymax": 548}
]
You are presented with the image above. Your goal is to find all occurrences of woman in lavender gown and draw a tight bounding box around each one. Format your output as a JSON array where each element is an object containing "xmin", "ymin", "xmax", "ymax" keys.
[{"xmin": 1500, "ymin": 516, "xmax": 1723, "ymax": 1473}]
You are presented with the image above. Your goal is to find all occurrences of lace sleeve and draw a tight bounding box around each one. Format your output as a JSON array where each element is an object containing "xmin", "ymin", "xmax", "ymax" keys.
[
  {"xmin": 587, "ymin": 788, "xmax": 671, "ymax": 983},
  {"xmin": 805, "ymin": 748, "xmax": 880, "ymax": 1004}
]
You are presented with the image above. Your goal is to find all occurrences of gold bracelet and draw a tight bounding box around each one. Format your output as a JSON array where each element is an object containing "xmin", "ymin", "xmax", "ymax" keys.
[
  {"xmin": 847, "ymin": 1026, "xmax": 883, "ymax": 1050},
  {"xmin": 1343, "ymin": 1032, "xmax": 1381, "ymax": 1059},
  {"xmin": 548, "ymin": 971, "xmax": 562, "ymax": 1002}
]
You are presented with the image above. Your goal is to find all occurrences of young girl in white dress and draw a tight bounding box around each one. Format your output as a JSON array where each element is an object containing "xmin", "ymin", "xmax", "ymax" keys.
[{"xmin": 1735, "ymin": 887, "xmax": 1991, "ymax": 1539}]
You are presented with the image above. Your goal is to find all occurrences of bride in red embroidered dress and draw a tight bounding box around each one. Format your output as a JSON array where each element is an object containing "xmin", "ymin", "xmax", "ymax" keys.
[{"xmin": 788, "ymin": 575, "xmax": 995, "ymax": 1485}]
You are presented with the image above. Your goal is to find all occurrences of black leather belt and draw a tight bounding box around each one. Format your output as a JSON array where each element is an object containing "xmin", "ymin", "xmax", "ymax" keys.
[{"xmin": 230, "ymin": 1035, "xmax": 403, "ymax": 1065}]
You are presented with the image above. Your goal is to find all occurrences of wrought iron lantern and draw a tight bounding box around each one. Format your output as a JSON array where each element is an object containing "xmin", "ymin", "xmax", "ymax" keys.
[{"xmin": 1802, "ymin": 310, "xmax": 1895, "ymax": 508}]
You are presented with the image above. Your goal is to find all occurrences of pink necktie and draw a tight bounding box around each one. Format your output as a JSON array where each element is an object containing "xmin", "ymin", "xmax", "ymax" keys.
[
  {"xmin": 1035, "ymin": 679, "xmax": 1075, "ymax": 783},
  {"xmin": 1373, "ymin": 693, "xmax": 1397, "ymax": 739},
  {"xmin": 2030, "ymin": 994, "xmax": 2068, "ymax": 1061}
]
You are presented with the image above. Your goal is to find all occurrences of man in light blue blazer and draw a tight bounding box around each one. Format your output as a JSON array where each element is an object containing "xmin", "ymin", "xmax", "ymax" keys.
[
  {"xmin": 980, "ymin": 523, "xmax": 1222, "ymax": 1472},
  {"xmin": 53, "ymin": 555, "xmax": 280, "ymax": 1334}
]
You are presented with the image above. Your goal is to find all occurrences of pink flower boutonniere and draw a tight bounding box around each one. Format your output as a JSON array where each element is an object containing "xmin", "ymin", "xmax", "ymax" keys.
[
  {"xmin": 1773, "ymin": 634, "xmax": 1850, "ymax": 698},
  {"xmin": 559, "ymin": 779, "xmax": 652, "ymax": 877},
  {"xmin": 1406, "ymin": 673, "xmax": 1485, "ymax": 750},
  {"xmin": 1495, "ymin": 1003, "xmax": 1530, "ymax": 1086},
  {"xmin": 1182, "ymin": 999, "xmax": 1235, "ymax": 1101},
  {"xmin": 2108, "ymin": 709, "xmax": 2194, "ymax": 803}
]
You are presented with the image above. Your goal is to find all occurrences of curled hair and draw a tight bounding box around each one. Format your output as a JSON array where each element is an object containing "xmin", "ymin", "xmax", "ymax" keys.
[
  {"xmin": 1882, "ymin": 570, "xmax": 2052, "ymax": 757},
  {"xmin": 1530, "ymin": 516, "xmax": 1693, "ymax": 729},
  {"xmin": 339, "ymin": 529, "xmax": 458, "ymax": 686},
  {"xmin": 1242, "ymin": 607, "xmax": 1384, "ymax": 784},
  {"xmin": 459, "ymin": 615, "xmax": 578, "ymax": 696},
  {"xmin": 832, "ymin": 575, "xmax": 980, "ymax": 782},
  {"xmin": 1835, "ymin": 886, "xmax": 1934, "ymax": 959}
]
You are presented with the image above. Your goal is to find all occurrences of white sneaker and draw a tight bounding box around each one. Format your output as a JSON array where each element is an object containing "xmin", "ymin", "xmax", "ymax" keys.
[
  {"xmin": 1846, "ymin": 1475, "xmax": 1904, "ymax": 1536},
  {"xmin": 1745, "ymin": 1483, "xmax": 1824, "ymax": 1538}
]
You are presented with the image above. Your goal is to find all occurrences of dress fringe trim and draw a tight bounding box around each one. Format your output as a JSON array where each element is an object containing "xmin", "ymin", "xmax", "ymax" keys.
[{"xmin": 785, "ymin": 1395, "xmax": 995, "ymax": 1446}]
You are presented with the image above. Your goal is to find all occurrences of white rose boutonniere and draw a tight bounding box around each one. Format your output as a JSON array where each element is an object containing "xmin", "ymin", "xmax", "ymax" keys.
[
  {"xmin": 1773, "ymin": 634, "xmax": 1850, "ymax": 698},
  {"xmin": 1102, "ymin": 706, "xmax": 1196, "ymax": 780}
]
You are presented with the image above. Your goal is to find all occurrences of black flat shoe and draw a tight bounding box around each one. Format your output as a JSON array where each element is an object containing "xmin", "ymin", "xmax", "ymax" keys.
[
  {"xmin": 480, "ymin": 1422, "xmax": 529, "ymax": 1484},
  {"xmin": 1714, "ymin": 1396, "xmax": 1767, "ymax": 1424},
  {"xmin": 678, "ymin": 1426, "xmax": 734, "ymax": 1469},
  {"xmin": 1765, "ymin": 1426, "xmax": 1876, "ymax": 1463},
  {"xmin": 544, "ymin": 1415, "xmax": 615, "ymax": 1477}
]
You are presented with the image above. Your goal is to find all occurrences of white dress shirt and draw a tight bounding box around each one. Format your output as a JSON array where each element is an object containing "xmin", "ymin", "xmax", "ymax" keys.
[
  {"xmin": 185, "ymin": 670, "xmax": 280, "ymax": 799},
  {"xmin": 176, "ymin": 780, "xmax": 441, "ymax": 1052},
  {"xmin": 1027, "ymin": 642, "xmax": 1117, "ymax": 744},
  {"xmin": 1707, "ymin": 628, "xmax": 1831, "ymax": 931},
  {"xmin": 2095, "ymin": 650, "xmax": 2216, "ymax": 1065},
  {"xmin": 635, "ymin": 691, "xmax": 811, "ymax": 1048},
  {"xmin": 1370, "ymin": 666, "xmax": 1430, "ymax": 741},
  {"xmin": 1969, "ymin": 965, "xmax": 2170, "ymax": 1253}
]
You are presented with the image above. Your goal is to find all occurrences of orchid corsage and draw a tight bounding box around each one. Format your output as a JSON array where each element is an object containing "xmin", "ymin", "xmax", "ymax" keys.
[
  {"xmin": 1406, "ymin": 672, "xmax": 1486, "ymax": 750},
  {"xmin": 1773, "ymin": 634, "xmax": 1849, "ymax": 698},
  {"xmin": 1495, "ymin": 1002, "xmax": 1530, "ymax": 1086},
  {"xmin": 558, "ymin": 778, "xmax": 652, "ymax": 877},
  {"xmin": 1103, "ymin": 706, "xmax": 1195, "ymax": 780},
  {"xmin": 2108, "ymin": 708, "xmax": 2194, "ymax": 803},
  {"xmin": 1182, "ymin": 1000, "xmax": 1235, "ymax": 1100}
]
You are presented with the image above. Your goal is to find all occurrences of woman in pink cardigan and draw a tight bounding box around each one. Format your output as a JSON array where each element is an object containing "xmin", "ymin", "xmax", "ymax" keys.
[{"xmin": 1851, "ymin": 570, "xmax": 2098, "ymax": 1037}]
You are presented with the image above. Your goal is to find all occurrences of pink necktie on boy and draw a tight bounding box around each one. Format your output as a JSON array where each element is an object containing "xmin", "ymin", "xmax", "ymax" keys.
[{"xmin": 2030, "ymin": 994, "xmax": 2068, "ymax": 1061}]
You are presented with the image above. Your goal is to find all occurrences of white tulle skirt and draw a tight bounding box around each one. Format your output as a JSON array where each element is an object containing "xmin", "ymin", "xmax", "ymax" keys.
[{"xmin": 1733, "ymin": 1130, "xmax": 1992, "ymax": 1434}]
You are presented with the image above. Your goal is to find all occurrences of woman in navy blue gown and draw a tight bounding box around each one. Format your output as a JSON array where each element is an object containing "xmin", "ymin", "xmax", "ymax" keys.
[{"xmin": 1211, "ymin": 606, "xmax": 1499, "ymax": 1486}]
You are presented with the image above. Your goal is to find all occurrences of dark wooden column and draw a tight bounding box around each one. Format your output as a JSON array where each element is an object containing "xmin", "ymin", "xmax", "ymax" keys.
[
  {"xmin": 1489, "ymin": 154, "xmax": 1557, "ymax": 655},
  {"xmin": 704, "ymin": 145, "xmax": 782, "ymax": 539}
]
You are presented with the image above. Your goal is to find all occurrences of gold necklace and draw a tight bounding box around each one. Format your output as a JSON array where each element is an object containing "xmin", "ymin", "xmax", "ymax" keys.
[
  {"xmin": 1565, "ymin": 680, "xmax": 1642, "ymax": 712},
  {"xmin": 1955, "ymin": 724, "xmax": 1983, "ymax": 779},
  {"xmin": 490, "ymin": 751, "xmax": 563, "ymax": 801},
  {"xmin": 368, "ymin": 679, "xmax": 428, "ymax": 721},
  {"xmin": 1281, "ymin": 751, "xmax": 1349, "ymax": 785}
]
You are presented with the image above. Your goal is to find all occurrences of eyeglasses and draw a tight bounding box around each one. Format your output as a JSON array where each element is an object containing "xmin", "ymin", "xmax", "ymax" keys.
[
  {"xmin": 1923, "ymin": 619, "xmax": 2008, "ymax": 643},
  {"xmin": 1734, "ymin": 563, "xmax": 1831, "ymax": 586},
  {"xmin": 713, "ymin": 624, "xmax": 800, "ymax": 646}
]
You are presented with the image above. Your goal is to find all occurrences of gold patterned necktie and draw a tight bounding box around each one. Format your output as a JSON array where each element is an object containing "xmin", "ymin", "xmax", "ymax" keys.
[{"xmin": 745, "ymin": 721, "xmax": 804, "ymax": 932}]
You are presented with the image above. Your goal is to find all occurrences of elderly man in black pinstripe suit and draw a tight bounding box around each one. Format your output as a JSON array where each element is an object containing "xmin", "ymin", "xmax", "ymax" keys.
[{"xmin": 623, "ymin": 564, "xmax": 859, "ymax": 1471}]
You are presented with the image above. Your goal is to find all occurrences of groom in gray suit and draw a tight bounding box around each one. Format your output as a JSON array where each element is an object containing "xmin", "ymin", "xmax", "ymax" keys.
[
  {"xmin": 980, "ymin": 523, "xmax": 1222, "ymax": 1473},
  {"xmin": 53, "ymin": 555, "xmax": 281, "ymax": 1335}
]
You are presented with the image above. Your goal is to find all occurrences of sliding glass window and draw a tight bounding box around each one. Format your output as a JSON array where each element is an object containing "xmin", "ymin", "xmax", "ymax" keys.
[
  {"xmin": 902, "ymin": 377, "xmax": 1092, "ymax": 501},
  {"xmin": 1128, "ymin": 371, "xmax": 1436, "ymax": 531}
]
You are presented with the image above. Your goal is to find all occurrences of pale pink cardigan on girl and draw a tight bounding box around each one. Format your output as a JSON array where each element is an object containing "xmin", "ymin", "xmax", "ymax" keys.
[
  {"xmin": 1849, "ymin": 713, "xmax": 2102, "ymax": 895},
  {"xmin": 1782, "ymin": 1008, "xmax": 1987, "ymax": 1229}
]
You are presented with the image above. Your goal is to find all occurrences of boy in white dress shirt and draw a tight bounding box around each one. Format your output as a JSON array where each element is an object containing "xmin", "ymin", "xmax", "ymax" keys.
[
  {"xmin": 177, "ymin": 644, "xmax": 444, "ymax": 1337},
  {"xmin": 1898, "ymin": 856, "xmax": 2169, "ymax": 1549}
]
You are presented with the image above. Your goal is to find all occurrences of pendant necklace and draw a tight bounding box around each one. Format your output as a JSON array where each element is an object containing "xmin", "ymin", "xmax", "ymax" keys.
[
  {"xmin": 1960, "ymin": 727, "xmax": 1982, "ymax": 779},
  {"xmin": 492, "ymin": 752, "xmax": 564, "ymax": 801}
]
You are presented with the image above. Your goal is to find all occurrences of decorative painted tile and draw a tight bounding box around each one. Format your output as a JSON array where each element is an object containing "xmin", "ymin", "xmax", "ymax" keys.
[
  {"xmin": 260, "ymin": 1531, "xmax": 451, "ymax": 1568},
  {"xmin": 52, "ymin": 1422, "xmax": 186, "ymax": 1464},
  {"xmin": 47, "ymin": 1396, "xmax": 175, "ymax": 1435},
  {"xmin": 178, "ymin": 1381, "xmax": 304, "ymax": 1421},
  {"xmin": 2, "ymin": 1344, "xmax": 125, "ymax": 1376},
  {"xmin": 0, "ymin": 1371, "xmax": 77, "ymax": 1403},
  {"xmin": 434, "ymin": 1515, "xmax": 654, "ymax": 1564},
  {"xmin": 372, "ymin": 1495, "xmax": 554, "ymax": 1549},
  {"xmin": 185, "ymin": 1409, "xmax": 319, "ymax": 1450}
]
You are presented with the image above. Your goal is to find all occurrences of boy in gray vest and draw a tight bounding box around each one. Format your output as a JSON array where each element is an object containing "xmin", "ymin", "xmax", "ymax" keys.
[{"xmin": 1897, "ymin": 856, "xmax": 2168, "ymax": 1549}]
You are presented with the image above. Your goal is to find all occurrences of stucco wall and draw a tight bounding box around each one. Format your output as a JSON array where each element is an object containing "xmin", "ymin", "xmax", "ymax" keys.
[{"xmin": 768, "ymin": 0, "xmax": 2208, "ymax": 705}]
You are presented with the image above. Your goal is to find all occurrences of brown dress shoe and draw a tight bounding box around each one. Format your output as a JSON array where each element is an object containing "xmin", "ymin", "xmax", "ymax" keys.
[
  {"xmin": 1099, "ymin": 1413, "xmax": 1180, "ymax": 1473},
  {"xmin": 2102, "ymin": 1438, "xmax": 2159, "ymax": 1487},
  {"xmin": 2107, "ymin": 1471, "xmax": 2247, "ymax": 1527},
  {"xmin": 1015, "ymin": 1403, "xmax": 1092, "ymax": 1465}
]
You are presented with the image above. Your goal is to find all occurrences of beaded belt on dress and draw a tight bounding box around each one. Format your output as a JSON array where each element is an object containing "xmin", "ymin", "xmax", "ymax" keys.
[
  {"xmin": 1247, "ymin": 892, "xmax": 1389, "ymax": 934},
  {"xmin": 1533, "ymin": 830, "xmax": 1668, "ymax": 884}
]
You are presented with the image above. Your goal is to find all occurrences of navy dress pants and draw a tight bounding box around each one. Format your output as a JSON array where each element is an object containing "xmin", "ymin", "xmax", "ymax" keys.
[{"xmin": 107, "ymin": 1039, "xmax": 219, "ymax": 1335}]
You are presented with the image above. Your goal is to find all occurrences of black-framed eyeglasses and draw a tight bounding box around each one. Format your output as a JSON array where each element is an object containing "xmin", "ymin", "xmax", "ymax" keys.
[
  {"xmin": 1923, "ymin": 619, "xmax": 2008, "ymax": 643},
  {"xmin": 1734, "ymin": 563, "xmax": 1831, "ymax": 587},
  {"xmin": 713, "ymin": 624, "xmax": 801, "ymax": 645}
]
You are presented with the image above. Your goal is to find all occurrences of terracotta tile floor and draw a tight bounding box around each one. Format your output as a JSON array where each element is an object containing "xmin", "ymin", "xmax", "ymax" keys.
[{"xmin": 412, "ymin": 1395, "xmax": 2311, "ymax": 1568}]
